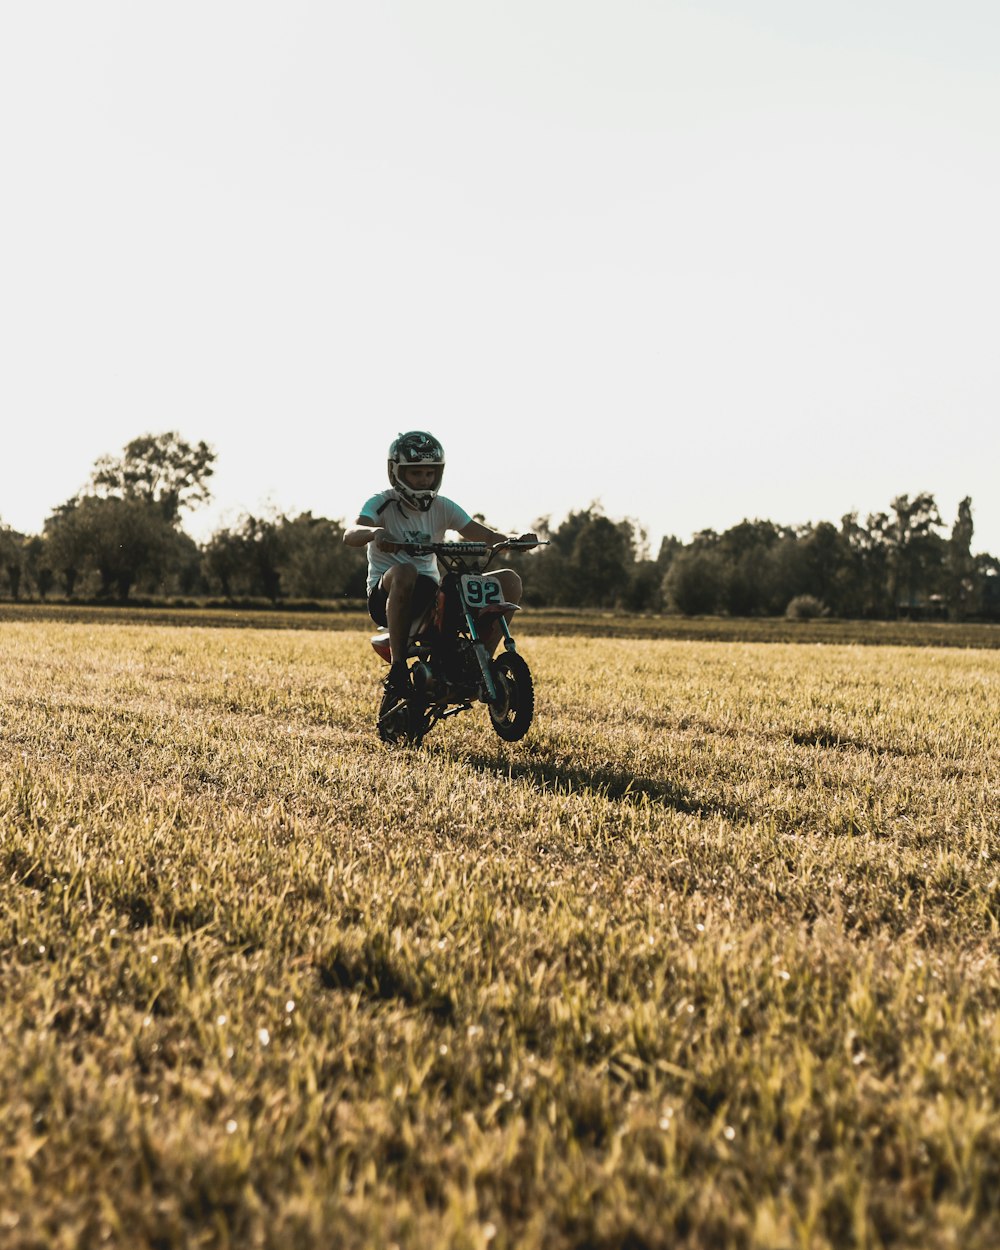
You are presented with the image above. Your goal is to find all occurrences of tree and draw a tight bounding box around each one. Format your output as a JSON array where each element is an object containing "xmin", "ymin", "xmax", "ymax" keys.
[
  {"xmin": 243, "ymin": 515, "xmax": 283, "ymax": 603},
  {"xmin": 44, "ymin": 496, "xmax": 176, "ymax": 600},
  {"xmin": 714, "ymin": 519, "xmax": 790, "ymax": 615},
  {"xmin": 203, "ymin": 512, "xmax": 367, "ymax": 601},
  {"xmin": 622, "ymin": 559, "xmax": 665, "ymax": 612},
  {"xmin": 977, "ymin": 554, "xmax": 1000, "ymax": 620},
  {"xmin": 946, "ymin": 497, "xmax": 976, "ymax": 621},
  {"xmin": 656, "ymin": 535, "xmax": 683, "ymax": 572},
  {"xmin": 662, "ymin": 548, "xmax": 725, "ymax": 615},
  {"xmin": 203, "ymin": 514, "xmax": 284, "ymax": 602},
  {"xmin": 840, "ymin": 512, "xmax": 891, "ymax": 619},
  {"xmin": 886, "ymin": 493, "xmax": 944, "ymax": 616},
  {"xmin": 23, "ymin": 535, "xmax": 54, "ymax": 600},
  {"xmin": 277, "ymin": 512, "xmax": 366, "ymax": 599},
  {"xmin": 171, "ymin": 530, "xmax": 205, "ymax": 596},
  {"xmin": 571, "ymin": 513, "xmax": 633, "ymax": 607},
  {"xmin": 203, "ymin": 527, "xmax": 248, "ymax": 598},
  {"xmin": 44, "ymin": 501, "xmax": 89, "ymax": 597},
  {"xmin": 37, "ymin": 431, "xmax": 218, "ymax": 602},
  {"xmin": 84, "ymin": 496, "xmax": 172, "ymax": 601},
  {"xmin": 797, "ymin": 522, "xmax": 844, "ymax": 601},
  {"xmin": 91, "ymin": 432, "xmax": 216, "ymax": 523},
  {"xmin": 526, "ymin": 505, "xmax": 640, "ymax": 608},
  {"xmin": 0, "ymin": 524, "xmax": 25, "ymax": 599}
]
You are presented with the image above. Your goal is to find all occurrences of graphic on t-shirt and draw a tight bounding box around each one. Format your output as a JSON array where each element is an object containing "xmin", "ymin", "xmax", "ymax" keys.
[{"xmin": 402, "ymin": 528, "xmax": 431, "ymax": 544}]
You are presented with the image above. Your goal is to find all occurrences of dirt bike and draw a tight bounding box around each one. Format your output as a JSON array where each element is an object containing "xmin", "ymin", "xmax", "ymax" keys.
[{"xmin": 371, "ymin": 539, "xmax": 542, "ymax": 746}]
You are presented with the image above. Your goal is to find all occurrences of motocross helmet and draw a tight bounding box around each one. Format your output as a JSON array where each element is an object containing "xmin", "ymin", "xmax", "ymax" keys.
[{"xmin": 388, "ymin": 430, "xmax": 445, "ymax": 512}]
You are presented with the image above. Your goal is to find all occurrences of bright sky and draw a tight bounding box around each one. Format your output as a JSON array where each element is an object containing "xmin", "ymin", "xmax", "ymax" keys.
[{"xmin": 3, "ymin": 1, "xmax": 998, "ymax": 557}]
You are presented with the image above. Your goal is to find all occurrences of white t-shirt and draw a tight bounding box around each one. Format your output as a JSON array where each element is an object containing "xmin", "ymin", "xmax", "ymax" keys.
[{"xmin": 359, "ymin": 490, "xmax": 472, "ymax": 593}]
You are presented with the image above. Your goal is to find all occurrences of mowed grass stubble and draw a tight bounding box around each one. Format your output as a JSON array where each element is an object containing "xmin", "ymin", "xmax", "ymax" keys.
[{"xmin": 1, "ymin": 619, "xmax": 998, "ymax": 1249}]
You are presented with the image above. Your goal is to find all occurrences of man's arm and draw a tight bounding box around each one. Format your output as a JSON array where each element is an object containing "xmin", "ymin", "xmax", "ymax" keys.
[
  {"xmin": 344, "ymin": 516, "xmax": 401, "ymax": 552},
  {"xmin": 459, "ymin": 519, "xmax": 538, "ymax": 547}
]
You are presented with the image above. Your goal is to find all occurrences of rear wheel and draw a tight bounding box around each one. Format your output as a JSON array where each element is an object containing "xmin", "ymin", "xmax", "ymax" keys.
[
  {"xmin": 488, "ymin": 652, "xmax": 534, "ymax": 741},
  {"xmin": 377, "ymin": 688, "xmax": 429, "ymax": 746}
]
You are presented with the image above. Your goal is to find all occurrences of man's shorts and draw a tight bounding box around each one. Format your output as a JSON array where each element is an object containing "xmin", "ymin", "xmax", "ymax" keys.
[{"xmin": 367, "ymin": 572, "xmax": 440, "ymax": 628}]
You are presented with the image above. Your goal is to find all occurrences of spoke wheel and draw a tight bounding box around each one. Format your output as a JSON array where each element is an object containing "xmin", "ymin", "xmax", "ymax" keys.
[
  {"xmin": 377, "ymin": 690, "xmax": 429, "ymax": 746},
  {"xmin": 489, "ymin": 652, "xmax": 534, "ymax": 741}
]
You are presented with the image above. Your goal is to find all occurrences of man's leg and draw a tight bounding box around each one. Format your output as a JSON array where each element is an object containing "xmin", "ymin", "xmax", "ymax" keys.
[{"xmin": 381, "ymin": 562, "xmax": 419, "ymax": 667}]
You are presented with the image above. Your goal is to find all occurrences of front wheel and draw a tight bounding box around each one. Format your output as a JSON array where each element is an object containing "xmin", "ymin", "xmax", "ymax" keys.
[{"xmin": 488, "ymin": 652, "xmax": 534, "ymax": 741}]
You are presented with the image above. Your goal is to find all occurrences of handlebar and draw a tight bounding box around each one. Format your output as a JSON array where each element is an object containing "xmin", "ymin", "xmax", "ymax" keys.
[{"xmin": 392, "ymin": 539, "xmax": 547, "ymax": 556}]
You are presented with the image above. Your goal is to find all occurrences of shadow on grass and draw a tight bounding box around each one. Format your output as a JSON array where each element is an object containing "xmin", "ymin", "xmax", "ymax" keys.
[
  {"xmin": 317, "ymin": 944, "xmax": 455, "ymax": 1019},
  {"xmin": 790, "ymin": 728, "xmax": 909, "ymax": 757},
  {"xmin": 453, "ymin": 748, "xmax": 749, "ymax": 824}
]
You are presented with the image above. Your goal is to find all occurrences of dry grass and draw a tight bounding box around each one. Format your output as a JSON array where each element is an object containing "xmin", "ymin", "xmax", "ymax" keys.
[{"xmin": 1, "ymin": 618, "xmax": 998, "ymax": 1248}]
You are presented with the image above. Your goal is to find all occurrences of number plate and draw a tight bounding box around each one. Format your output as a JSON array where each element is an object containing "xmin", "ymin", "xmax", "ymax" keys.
[{"xmin": 460, "ymin": 575, "xmax": 503, "ymax": 609}]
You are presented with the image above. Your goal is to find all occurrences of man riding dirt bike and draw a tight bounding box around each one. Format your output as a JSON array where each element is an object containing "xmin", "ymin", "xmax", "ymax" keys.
[{"xmin": 343, "ymin": 431, "xmax": 540, "ymax": 743}]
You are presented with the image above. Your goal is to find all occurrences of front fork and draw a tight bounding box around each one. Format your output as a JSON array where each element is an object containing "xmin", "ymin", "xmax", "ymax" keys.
[{"xmin": 464, "ymin": 607, "xmax": 517, "ymax": 704}]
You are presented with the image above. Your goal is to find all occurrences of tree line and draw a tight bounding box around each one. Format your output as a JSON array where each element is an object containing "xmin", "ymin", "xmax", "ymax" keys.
[
  {"xmin": 523, "ymin": 496, "xmax": 1000, "ymax": 621},
  {"xmin": 1, "ymin": 433, "xmax": 998, "ymax": 620},
  {"xmin": 0, "ymin": 434, "xmax": 366, "ymax": 605}
]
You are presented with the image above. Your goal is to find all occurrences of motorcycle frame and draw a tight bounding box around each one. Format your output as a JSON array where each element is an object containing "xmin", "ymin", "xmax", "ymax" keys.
[{"xmin": 372, "ymin": 540, "xmax": 534, "ymax": 727}]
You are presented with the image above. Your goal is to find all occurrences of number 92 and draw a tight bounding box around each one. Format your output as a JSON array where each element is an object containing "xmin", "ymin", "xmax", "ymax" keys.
[{"xmin": 462, "ymin": 576, "xmax": 502, "ymax": 608}]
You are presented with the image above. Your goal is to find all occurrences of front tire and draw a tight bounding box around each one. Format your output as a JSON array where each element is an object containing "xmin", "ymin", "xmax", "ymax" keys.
[{"xmin": 488, "ymin": 652, "xmax": 534, "ymax": 741}]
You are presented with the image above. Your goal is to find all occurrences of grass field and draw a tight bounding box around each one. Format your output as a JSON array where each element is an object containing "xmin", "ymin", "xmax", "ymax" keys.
[
  {"xmin": 1, "ymin": 614, "xmax": 998, "ymax": 1248},
  {"xmin": 3, "ymin": 600, "xmax": 1000, "ymax": 648}
]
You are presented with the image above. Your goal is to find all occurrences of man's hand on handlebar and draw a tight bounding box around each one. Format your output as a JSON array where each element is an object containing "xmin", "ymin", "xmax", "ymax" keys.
[
  {"xmin": 371, "ymin": 528, "xmax": 405, "ymax": 554},
  {"xmin": 497, "ymin": 533, "xmax": 542, "ymax": 550}
]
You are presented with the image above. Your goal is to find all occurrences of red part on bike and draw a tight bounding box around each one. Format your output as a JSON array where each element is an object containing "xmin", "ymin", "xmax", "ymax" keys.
[{"xmin": 370, "ymin": 632, "xmax": 392, "ymax": 662}]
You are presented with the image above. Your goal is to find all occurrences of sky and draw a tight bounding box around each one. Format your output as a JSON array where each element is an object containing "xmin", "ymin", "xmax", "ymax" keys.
[{"xmin": 2, "ymin": 1, "xmax": 999, "ymax": 557}]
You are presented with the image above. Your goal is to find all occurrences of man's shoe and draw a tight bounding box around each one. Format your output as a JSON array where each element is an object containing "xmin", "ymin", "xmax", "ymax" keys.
[{"xmin": 382, "ymin": 663, "xmax": 411, "ymax": 705}]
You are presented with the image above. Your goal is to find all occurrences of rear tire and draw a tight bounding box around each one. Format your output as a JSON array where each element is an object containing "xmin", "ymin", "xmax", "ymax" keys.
[
  {"xmin": 377, "ymin": 688, "xmax": 428, "ymax": 746},
  {"xmin": 488, "ymin": 652, "xmax": 534, "ymax": 741}
]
